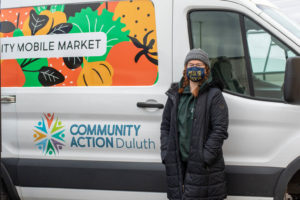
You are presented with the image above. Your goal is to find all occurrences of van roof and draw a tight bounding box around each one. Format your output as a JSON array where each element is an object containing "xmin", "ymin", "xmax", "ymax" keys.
[
  {"xmin": 224, "ymin": 0, "xmax": 278, "ymax": 9},
  {"xmin": 1, "ymin": 0, "xmax": 279, "ymax": 9}
]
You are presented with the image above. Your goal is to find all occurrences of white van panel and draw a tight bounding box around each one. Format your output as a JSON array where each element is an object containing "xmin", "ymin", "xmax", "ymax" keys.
[
  {"xmin": 0, "ymin": 0, "xmax": 173, "ymax": 164},
  {"xmin": 1, "ymin": 99, "xmax": 18, "ymax": 158},
  {"xmin": 223, "ymin": 91, "xmax": 300, "ymax": 168}
]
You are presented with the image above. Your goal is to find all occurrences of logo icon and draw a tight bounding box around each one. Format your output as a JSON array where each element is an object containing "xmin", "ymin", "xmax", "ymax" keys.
[{"xmin": 33, "ymin": 113, "xmax": 65, "ymax": 155}]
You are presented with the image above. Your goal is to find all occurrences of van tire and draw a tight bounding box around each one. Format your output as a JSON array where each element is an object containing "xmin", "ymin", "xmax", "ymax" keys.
[
  {"xmin": 285, "ymin": 194, "xmax": 300, "ymax": 200},
  {"xmin": 291, "ymin": 195, "xmax": 300, "ymax": 200},
  {"xmin": 0, "ymin": 180, "xmax": 10, "ymax": 200}
]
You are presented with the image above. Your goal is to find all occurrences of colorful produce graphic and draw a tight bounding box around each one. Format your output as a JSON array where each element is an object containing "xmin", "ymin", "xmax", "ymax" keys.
[
  {"xmin": 33, "ymin": 113, "xmax": 65, "ymax": 155},
  {"xmin": 0, "ymin": 0, "xmax": 158, "ymax": 87},
  {"xmin": 113, "ymin": 0, "xmax": 158, "ymax": 63}
]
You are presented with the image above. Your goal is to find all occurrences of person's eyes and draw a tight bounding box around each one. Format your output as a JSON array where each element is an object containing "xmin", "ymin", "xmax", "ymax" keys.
[{"xmin": 189, "ymin": 64, "xmax": 203, "ymax": 67}]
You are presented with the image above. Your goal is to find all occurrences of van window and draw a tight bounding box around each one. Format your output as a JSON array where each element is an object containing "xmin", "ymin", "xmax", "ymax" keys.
[
  {"xmin": 244, "ymin": 17, "xmax": 296, "ymax": 100},
  {"xmin": 0, "ymin": 0, "xmax": 158, "ymax": 87},
  {"xmin": 189, "ymin": 11, "xmax": 250, "ymax": 96}
]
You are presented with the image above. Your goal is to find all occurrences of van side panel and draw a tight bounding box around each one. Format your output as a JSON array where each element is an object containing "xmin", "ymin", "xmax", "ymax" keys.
[{"xmin": 1, "ymin": 0, "xmax": 173, "ymax": 199}]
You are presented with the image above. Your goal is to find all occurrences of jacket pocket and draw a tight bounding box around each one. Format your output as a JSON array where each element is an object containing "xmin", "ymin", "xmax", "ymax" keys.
[{"xmin": 203, "ymin": 147, "xmax": 216, "ymax": 166}]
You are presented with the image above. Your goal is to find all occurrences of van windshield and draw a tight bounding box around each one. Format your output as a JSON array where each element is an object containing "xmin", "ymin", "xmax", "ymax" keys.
[{"xmin": 257, "ymin": 4, "xmax": 300, "ymax": 39}]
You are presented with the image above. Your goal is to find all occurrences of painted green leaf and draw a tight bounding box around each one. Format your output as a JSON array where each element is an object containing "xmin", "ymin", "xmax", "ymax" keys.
[
  {"xmin": 22, "ymin": 71, "xmax": 42, "ymax": 87},
  {"xmin": 15, "ymin": 56, "xmax": 48, "ymax": 86},
  {"xmin": 18, "ymin": 58, "xmax": 48, "ymax": 87},
  {"xmin": 34, "ymin": 5, "xmax": 65, "ymax": 14},
  {"xmin": 13, "ymin": 28, "xmax": 24, "ymax": 37},
  {"xmin": 154, "ymin": 72, "xmax": 159, "ymax": 84},
  {"xmin": 34, "ymin": 6, "xmax": 48, "ymax": 14},
  {"xmin": 67, "ymin": 8, "xmax": 130, "ymax": 62},
  {"xmin": 50, "ymin": 5, "xmax": 65, "ymax": 13}
]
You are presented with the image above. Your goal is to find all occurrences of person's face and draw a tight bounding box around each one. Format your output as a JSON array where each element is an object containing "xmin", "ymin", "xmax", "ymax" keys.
[{"xmin": 187, "ymin": 60, "xmax": 206, "ymax": 73}]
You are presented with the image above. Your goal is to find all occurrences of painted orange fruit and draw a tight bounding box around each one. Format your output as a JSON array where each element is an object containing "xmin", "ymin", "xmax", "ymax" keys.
[
  {"xmin": 77, "ymin": 58, "xmax": 113, "ymax": 86},
  {"xmin": 1, "ymin": 59, "xmax": 25, "ymax": 87},
  {"xmin": 106, "ymin": 41, "xmax": 158, "ymax": 86}
]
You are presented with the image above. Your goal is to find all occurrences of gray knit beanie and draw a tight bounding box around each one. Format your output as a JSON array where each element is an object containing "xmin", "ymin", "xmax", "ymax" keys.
[{"xmin": 184, "ymin": 48, "xmax": 210, "ymax": 68}]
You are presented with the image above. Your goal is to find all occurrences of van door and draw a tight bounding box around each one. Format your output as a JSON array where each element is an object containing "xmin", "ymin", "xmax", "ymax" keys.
[
  {"xmin": 0, "ymin": 0, "xmax": 172, "ymax": 199},
  {"xmin": 173, "ymin": 0, "xmax": 300, "ymax": 199}
]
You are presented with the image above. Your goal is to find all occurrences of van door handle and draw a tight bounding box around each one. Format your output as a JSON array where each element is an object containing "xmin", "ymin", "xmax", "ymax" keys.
[
  {"xmin": 1, "ymin": 95, "xmax": 16, "ymax": 104},
  {"xmin": 137, "ymin": 102, "xmax": 164, "ymax": 109}
]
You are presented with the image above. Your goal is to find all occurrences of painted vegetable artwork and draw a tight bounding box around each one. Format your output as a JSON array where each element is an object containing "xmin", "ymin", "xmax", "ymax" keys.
[{"xmin": 0, "ymin": 0, "xmax": 158, "ymax": 87}]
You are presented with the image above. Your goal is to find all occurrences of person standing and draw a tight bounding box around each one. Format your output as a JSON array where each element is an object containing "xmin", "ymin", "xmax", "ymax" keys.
[{"xmin": 160, "ymin": 48, "xmax": 229, "ymax": 200}]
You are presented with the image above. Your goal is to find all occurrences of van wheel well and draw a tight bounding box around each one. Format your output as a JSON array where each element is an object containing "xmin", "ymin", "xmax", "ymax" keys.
[
  {"xmin": 287, "ymin": 169, "xmax": 300, "ymax": 199},
  {"xmin": 274, "ymin": 156, "xmax": 300, "ymax": 200},
  {"xmin": 1, "ymin": 179, "xmax": 10, "ymax": 200},
  {"xmin": 1, "ymin": 162, "xmax": 20, "ymax": 200}
]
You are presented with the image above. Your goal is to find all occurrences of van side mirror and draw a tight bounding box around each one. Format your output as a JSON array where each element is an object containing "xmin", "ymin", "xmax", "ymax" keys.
[{"xmin": 284, "ymin": 57, "xmax": 300, "ymax": 104}]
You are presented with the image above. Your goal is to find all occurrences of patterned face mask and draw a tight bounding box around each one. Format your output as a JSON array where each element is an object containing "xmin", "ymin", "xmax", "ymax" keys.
[{"xmin": 186, "ymin": 67, "xmax": 205, "ymax": 82}]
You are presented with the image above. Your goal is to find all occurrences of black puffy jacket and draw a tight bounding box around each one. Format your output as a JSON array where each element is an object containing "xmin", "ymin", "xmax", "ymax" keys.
[{"xmin": 160, "ymin": 79, "xmax": 229, "ymax": 200}]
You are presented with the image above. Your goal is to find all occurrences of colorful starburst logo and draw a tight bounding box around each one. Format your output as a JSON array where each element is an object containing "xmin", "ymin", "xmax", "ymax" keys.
[{"xmin": 33, "ymin": 113, "xmax": 65, "ymax": 155}]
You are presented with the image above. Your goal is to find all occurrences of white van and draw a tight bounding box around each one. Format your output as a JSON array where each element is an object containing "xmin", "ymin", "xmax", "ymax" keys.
[{"xmin": 1, "ymin": 0, "xmax": 300, "ymax": 199}]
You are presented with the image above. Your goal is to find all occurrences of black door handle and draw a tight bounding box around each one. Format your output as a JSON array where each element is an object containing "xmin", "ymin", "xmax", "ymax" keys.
[{"xmin": 137, "ymin": 102, "xmax": 164, "ymax": 109}]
